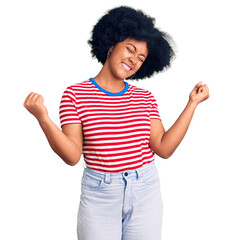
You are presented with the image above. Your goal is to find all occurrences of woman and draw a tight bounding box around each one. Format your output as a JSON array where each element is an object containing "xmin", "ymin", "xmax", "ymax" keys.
[{"xmin": 23, "ymin": 6, "xmax": 209, "ymax": 240}]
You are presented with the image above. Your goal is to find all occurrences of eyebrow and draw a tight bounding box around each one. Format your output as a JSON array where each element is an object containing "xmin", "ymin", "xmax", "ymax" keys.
[{"xmin": 126, "ymin": 43, "xmax": 146, "ymax": 58}]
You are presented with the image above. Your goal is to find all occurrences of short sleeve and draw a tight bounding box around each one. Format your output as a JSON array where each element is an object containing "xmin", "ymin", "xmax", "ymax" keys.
[
  {"xmin": 148, "ymin": 91, "xmax": 161, "ymax": 120},
  {"xmin": 59, "ymin": 86, "xmax": 81, "ymax": 128}
]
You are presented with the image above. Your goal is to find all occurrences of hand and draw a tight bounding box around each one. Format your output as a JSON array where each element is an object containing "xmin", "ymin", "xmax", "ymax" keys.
[
  {"xmin": 23, "ymin": 92, "xmax": 49, "ymax": 121},
  {"xmin": 189, "ymin": 81, "xmax": 210, "ymax": 105}
]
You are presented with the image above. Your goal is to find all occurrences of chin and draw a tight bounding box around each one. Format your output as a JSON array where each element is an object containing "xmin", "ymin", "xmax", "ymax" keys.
[
  {"xmin": 115, "ymin": 71, "xmax": 133, "ymax": 80},
  {"xmin": 113, "ymin": 72, "xmax": 127, "ymax": 80}
]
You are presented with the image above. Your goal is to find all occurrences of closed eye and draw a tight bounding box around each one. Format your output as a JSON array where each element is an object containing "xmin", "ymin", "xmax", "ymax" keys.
[
  {"xmin": 139, "ymin": 58, "xmax": 144, "ymax": 63},
  {"xmin": 126, "ymin": 47, "xmax": 134, "ymax": 53},
  {"xmin": 127, "ymin": 47, "xmax": 144, "ymax": 62}
]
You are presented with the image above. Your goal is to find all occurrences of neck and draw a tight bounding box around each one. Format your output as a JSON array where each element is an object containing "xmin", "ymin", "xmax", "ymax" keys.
[{"xmin": 93, "ymin": 61, "xmax": 125, "ymax": 93}]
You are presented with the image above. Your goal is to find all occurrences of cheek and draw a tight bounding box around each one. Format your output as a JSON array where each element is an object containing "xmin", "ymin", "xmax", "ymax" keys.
[
  {"xmin": 108, "ymin": 58, "xmax": 124, "ymax": 75},
  {"xmin": 135, "ymin": 62, "xmax": 144, "ymax": 72},
  {"xmin": 109, "ymin": 57, "xmax": 119, "ymax": 71}
]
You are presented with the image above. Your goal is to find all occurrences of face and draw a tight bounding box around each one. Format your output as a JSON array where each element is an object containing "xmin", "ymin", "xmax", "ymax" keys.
[{"xmin": 107, "ymin": 38, "xmax": 148, "ymax": 80}]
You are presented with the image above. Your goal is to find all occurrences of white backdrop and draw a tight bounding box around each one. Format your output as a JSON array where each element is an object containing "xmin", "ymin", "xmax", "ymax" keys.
[{"xmin": 1, "ymin": 0, "xmax": 232, "ymax": 239}]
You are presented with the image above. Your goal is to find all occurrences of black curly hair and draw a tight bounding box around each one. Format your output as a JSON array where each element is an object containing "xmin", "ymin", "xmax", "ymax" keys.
[{"xmin": 88, "ymin": 6, "xmax": 176, "ymax": 80}]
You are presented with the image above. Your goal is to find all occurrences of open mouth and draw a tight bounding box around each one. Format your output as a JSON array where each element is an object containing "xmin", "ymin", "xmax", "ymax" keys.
[{"xmin": 121, "ymin": 62, "xmax": 132, "ymax": 72}]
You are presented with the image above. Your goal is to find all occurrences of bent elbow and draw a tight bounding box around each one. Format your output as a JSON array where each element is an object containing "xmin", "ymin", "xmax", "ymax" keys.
[
  {"xmin": 70, "ymin": 156, "xmax": 82, "ymax": 166},
  {"xmin": 63, "ymin": 155, "xmax": 82, "ymax": 166},
  {"xmin": 68, "ymin": 160, "xmax": 78, "ymax": 166},
  {"xmin": 151, "ymin": 145, "xmax": 173, "ymax": 159},
  {"xmin": 161, "ymin": 154, "xmax": 170, "ymax": 159},
  {"xmin": 159, "ymin": 151, "xmax": 173, "ymax": 159}
]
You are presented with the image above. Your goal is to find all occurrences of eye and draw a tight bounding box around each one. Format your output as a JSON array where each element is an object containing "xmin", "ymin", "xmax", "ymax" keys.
[
  {"xmin": 126, "ymin": 47, "xmax": 134, "ymax": 53},
  {"xmin": 139, "ymin": 57, "xmax": 144, "ymax": 63},
  {"xmin": 126, "ymin": 46, "xmax": 145, "ymax": 63}
]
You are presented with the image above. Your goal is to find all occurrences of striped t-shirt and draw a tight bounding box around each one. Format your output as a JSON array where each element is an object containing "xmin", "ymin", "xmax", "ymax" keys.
[{"xmin": 59, "ymin": 77, "xmax": 161, "ymax": 173}]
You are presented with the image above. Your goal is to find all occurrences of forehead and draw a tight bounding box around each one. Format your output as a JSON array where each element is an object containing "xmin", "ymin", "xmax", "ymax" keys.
[{"xmin": 122, "ymin": 38, "xmax": 148, "ymax": 55}]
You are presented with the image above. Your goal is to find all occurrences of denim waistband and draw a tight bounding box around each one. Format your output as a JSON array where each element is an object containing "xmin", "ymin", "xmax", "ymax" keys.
[{"xmin": 83, "ymin": 161, "xmax": 155, "ymax": 183}]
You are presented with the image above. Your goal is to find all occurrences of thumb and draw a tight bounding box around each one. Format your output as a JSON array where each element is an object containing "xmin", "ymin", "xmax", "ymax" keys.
[{"xmin": 195, "ymin": 81, "xmax": 202, "ymax": 88}]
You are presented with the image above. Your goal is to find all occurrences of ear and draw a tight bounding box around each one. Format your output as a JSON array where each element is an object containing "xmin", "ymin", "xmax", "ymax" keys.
[{"xmin": 109, "ymin": 46, "xmax": 113, "ymax": 53}]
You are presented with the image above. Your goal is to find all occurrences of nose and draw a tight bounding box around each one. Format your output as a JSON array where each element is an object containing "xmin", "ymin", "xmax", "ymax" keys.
[{"xmin": 129, "ymin": 56, "xmax": 136, "ymax": 65}]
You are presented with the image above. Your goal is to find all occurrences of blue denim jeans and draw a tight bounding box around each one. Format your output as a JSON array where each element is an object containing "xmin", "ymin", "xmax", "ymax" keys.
[{"xmin": 77, "ymin": 161, "xmax": 163, "ymax": 240}]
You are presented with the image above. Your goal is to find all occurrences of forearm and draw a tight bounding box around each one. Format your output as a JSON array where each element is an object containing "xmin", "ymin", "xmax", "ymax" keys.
[
  {"xmin": 160, "ymin": 100, "xmax": 197, "ymax": 158},
  {"xmin": 37, "ymin": 116, "xmax": 81, "ymax": 165}
]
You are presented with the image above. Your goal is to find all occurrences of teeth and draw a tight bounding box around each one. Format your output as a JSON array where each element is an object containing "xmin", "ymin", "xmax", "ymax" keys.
[{"xmin": 122, "ymin": 63, "xmax": 131, "ymax": 71}]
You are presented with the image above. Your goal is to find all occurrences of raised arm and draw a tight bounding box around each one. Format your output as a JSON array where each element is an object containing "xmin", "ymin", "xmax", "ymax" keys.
[
  {"xmin": 23, "ymin": 92, "xmax": 83, "ymax": 166},
  {"xmin": 149, "ymin": 82, "xmax": 209, "ymax": 159}
]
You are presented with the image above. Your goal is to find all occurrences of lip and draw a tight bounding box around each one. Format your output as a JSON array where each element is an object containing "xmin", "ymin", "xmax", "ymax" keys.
[{"xmin": 121, "ymin": 62, "xmax": 133, "ymax": 71}]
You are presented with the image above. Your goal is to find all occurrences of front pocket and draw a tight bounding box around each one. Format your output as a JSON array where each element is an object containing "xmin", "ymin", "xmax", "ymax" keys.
[
  {"xmin": 81, "ymin": 173, "xmax": 104, "ymax": 190},
  {"xmin": 141, "ymin": 175, "xmax": 159, "ymax": 185},
  {"xmin": 141, "ymin": 168, "xmax": 160, "ymax": 185}
]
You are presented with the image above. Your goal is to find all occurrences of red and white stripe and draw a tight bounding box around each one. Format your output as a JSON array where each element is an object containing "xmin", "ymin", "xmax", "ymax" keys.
[{"xmin": 59, "ymin": 79, "xmax": 161, "ymax": 173}]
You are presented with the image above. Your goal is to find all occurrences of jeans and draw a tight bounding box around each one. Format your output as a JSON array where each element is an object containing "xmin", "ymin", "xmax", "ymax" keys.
[{"xmin": 77, "ymin": 161, "xmax": 163, "ymax": 240}]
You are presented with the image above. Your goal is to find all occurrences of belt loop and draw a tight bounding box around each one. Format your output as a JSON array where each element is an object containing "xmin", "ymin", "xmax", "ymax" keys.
[
  {"xmin": 136, "ymin": 169, "xmax": 142, "ymax": 180},
  {"xmin": 104, "ymin": 173, "xmax": 111, "ymax": 184}
]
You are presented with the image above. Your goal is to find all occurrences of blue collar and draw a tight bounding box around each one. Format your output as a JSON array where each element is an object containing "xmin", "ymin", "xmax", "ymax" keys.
[{"xmin": 89, "ymin": 78, "xmax": 128, "ymax": 96}]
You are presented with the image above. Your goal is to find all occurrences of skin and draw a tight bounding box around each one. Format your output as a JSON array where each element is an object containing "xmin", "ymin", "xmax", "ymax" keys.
[
  {"xmin": 149, "ymin": 81, "xmax": 209, "ymax": 158},
  {"xmin": 23, "ymin": 37, "xmax": 209, "ymax": 165},
  {"xmin": 94, "ymin": 38, "xmax": 148, "ymax": 92}
]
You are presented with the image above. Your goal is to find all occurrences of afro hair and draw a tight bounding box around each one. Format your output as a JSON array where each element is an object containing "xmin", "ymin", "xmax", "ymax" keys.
[{"xmin": 88, "ymin": 6, "xmax": 176, "ymax": 80}]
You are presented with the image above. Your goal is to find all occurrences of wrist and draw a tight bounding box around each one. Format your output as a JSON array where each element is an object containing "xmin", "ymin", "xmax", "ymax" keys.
[
  {"xmin": 187, "ymin": 99, "xmax": 198, "ymax": 109},
  {"xmin": 37, "ymin": 114, "xmax": 50, "ymax": 125}
]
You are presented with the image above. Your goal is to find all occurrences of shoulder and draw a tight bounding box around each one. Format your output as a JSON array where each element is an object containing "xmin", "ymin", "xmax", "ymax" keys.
[
  {"xmin": 65, "ymin": 79, "xmax": 91, "ymax": 91},
  {"xmin": 127, "ymin": 82, "xmax": 152, "ymax": 96},
  {"xmin": 127, "ymin": 83, "xmax": 158, "ymax": 106},
  {"xmin": 61, "ymin": 79, "xmax": 92, "ymax": 102},
  {"xmin": 62, "ymin": 79, "xmax": 93, "ymax": 95}
]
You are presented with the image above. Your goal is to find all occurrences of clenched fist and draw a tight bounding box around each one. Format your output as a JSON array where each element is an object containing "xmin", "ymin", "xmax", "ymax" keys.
[
  {"xmin": 23, "ymin": 92, "xmax": 48, "ymax": 121},
  {"xmin": 189, "ymin": 81, "xmax": 210, "ymax": 105}
]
